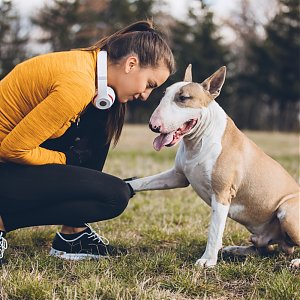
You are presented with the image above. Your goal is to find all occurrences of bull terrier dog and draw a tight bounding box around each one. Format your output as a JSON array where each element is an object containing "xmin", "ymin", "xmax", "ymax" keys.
[{"xmin": 127, "ymin": 65, "xmax": 300, "ymax": 268}]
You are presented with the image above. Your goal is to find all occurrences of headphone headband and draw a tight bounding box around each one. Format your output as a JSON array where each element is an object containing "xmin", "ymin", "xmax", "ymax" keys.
[{"xmin": 93, "ymin": 51, "xmax": 115, "ymax": 109}]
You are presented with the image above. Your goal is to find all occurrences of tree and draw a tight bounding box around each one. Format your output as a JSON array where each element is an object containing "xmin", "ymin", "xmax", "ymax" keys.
[
  {"xmin": 259, "ymin": 0, "xmax": 300, "ymax": 130},
  {"xmin": 227, "ymin": 0, "xmax": 299, "ymax": 131},
  {"xmin": 31, "ymin": 0, "xmax": 163, "ymax": 52},
  {"xmin": 220, "ymin": 0, "xmax": 272, "ymax": 130},
  {"xmin": 0, "ymin": 0, "xmax": 28, "ymax": 79},
  {"xmin": 170, "ymin": 1, "xmax": 230, "ymax": 107},
  {"xmin": 171, "ymin": 5, "xmax": 224, "ymax": 79},
  {"xmin": 31, "ymin": 0, "xmax": 85, "ymax": 51}
]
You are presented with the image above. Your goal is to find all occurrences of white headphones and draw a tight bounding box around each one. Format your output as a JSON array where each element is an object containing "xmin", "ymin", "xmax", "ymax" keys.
[{"xmin": 92, "ymin": 51, "xmax": 116, "ymax": 110}]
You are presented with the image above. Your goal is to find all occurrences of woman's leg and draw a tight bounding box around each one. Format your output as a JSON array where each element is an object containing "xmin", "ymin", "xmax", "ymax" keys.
[
  {"xmin": 0, "ymin": 163, "xmax": 132, "ymax": 232},
  {"xmin": 40, "ymin": 104, "xmax": 111, "ymax": 234},
  {"xmin": 0, "ymin": 162, "xmax": 132, "ymax": 260}
]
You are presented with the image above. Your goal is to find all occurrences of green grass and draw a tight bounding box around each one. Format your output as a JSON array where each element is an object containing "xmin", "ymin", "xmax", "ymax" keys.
[{"xmin": 1, "ymin": 125, "xmax": 299, "ymax": 300}]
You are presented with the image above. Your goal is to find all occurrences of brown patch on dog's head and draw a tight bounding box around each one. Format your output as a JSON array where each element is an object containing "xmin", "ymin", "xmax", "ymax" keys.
[
  {"xmin": 175, "ymin": 83, "xmax": 212, "ymax": 108},
  {"xmin": 176, "ymin": 65, "xmax": 227, "ymax": 109}
]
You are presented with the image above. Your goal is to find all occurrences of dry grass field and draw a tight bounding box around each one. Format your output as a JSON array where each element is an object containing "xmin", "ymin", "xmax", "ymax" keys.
[{"xmin": 0, "ymin": 125, "xmax": 299, "ymax": 300}]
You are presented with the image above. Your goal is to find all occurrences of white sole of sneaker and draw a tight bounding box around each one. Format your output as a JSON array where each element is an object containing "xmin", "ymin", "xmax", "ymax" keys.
[{"xmin": 49, "ymin": 248, "xmax": 106, "ymax": 260}]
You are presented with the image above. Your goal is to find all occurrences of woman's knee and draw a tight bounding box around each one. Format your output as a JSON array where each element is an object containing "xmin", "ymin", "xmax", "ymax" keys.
[
  {"xmin": 109, "ymin": 178, "xmax": 132, "ymax": 217},
  {"xmin": 89, "ymin": 175, "xmax": 132, "ymax": 219},
  {"xmin": 74, "ymin": 171, "xmax": 134, "ymax": 219}
]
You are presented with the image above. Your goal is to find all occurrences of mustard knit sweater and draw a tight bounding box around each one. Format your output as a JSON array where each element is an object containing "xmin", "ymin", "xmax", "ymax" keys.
[{"xmin": 0, "ymin": 50, "xmax": 98, "ymax": 165}]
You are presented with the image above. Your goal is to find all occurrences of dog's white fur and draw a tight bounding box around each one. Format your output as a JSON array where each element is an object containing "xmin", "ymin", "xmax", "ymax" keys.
[{"xmin": 128, "ymin": 66, "xmax": 300, "ymax": 268}]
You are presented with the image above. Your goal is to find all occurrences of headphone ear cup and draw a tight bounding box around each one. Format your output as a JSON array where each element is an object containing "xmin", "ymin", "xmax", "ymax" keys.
[
  {"xmin": 107, "ymin": 86, "xmax": 116, "ymax": 103},
  {"xmin": 92, "ymin": 87, "xmax": 116, "ymax": 109}
]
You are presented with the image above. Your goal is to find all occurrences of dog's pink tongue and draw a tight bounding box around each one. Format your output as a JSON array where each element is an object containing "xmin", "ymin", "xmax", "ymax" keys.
[{"xmin": 153, "ymin": 133, "xmax": 174, "ymax": 151}]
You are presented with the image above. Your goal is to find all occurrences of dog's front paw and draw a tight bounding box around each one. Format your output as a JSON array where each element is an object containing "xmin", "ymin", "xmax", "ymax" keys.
[
  {"xmin": 195, "ymin": 257, "xmax": 217, "ymax": 268},
  {"xmin": 290, "ymin": 258, "xmax": 300, "ymax": 269}
]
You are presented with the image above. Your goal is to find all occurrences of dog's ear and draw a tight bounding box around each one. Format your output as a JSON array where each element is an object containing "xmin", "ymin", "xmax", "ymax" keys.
[
  {"xmin": 183, "ymin": 64, "xmax": 192, "ymax": 82},
  {"xmin": 201, "ymin": 66, "xmax": 226, "ymax": 99}
]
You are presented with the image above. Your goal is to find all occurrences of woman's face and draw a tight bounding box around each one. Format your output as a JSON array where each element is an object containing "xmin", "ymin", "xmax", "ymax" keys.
[{"xmin": 108, "ymin": 56, "xmax": 170, "ymax": 103}]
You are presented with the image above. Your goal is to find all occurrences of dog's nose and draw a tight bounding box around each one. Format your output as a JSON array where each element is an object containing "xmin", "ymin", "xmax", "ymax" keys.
[{"xmin": 149, "ymin": 122, "xmax": 161, "ymax": 133}]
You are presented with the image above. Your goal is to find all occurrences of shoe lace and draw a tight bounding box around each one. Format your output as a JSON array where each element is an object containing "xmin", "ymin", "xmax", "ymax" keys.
[
  {"xmin": 85, "ymin": 224, "xmax": 109, "ymax": 245},
  {"xmin": 0, "ymin": 232, "xmax": 8, "ymax": 259}
]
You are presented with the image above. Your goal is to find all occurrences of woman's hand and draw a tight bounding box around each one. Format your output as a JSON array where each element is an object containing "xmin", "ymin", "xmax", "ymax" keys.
[{"xmin": 64, "ymin": 138, "xmax": 92, "ymax": 166}]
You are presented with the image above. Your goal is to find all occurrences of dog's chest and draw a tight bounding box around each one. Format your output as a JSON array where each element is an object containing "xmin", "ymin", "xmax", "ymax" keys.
[{"xmin": 176, "ymin": 139, "xmax": 223, "ymax": 205}]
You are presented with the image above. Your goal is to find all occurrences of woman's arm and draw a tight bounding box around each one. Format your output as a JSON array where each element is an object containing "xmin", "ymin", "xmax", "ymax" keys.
[{"xmin": 0, "ymin": 73, "xmax": 94, "ymax": 165}]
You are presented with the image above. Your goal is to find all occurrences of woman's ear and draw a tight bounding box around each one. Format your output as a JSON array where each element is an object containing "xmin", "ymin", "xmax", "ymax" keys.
[{"xmin": 125, "ymin": 56, "xmax": 139, "ymax": 73}]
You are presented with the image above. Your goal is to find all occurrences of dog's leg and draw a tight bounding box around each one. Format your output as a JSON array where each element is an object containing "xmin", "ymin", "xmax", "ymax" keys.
[
  {"xmin": 195, "ymin": 195, "xmax": 229, "ymax": 267},
  {"xmin": 127, "ymin": 168, "xmax": 189, "ymax": 192},
  {"xmin": 277, "ymin": 194, "xmax": 300, "ymax": 268},
  {"xmin": 222, "ymin": 245, "xmax": 258, "ymax": 256}
]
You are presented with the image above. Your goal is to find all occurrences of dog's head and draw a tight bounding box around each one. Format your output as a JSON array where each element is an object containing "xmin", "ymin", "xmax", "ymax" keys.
[{"xmin": 150, "ymin": 65, "xmax": 226, "ymax": 151}]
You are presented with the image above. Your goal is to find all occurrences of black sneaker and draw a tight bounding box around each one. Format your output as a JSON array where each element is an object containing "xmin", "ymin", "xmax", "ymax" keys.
[
  {"xmin": 0, "ymin": 231, "xmax": 7, "ymax": 264},
  {"xmin": 49, "ymin": 224, "xmax": 126, "ymax": 260}
]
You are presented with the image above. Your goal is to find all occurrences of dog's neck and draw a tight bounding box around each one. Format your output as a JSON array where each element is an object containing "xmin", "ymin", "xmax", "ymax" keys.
[{"xmin": 183, "ymin": 100, "xmax": 227, "ymax": 152}]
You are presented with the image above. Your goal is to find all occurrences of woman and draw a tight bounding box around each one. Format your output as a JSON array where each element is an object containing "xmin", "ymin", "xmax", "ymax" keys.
[{"xmin": 0, "ymin": 20, "xmax": 175, "ymax": 262}]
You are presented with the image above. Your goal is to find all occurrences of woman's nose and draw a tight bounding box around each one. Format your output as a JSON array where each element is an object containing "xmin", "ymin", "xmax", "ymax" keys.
[{"xmin": 140, "ymin": 91, "xmax": 151, "ymax": 101}]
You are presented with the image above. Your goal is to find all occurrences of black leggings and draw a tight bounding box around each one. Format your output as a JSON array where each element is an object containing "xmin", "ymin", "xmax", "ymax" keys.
[
  {"xmin": 0, "ymin": 105, "xmax": 132, "ymax": 232},
  {"xmin": 0, "ymin": 163, "xmax": 131, "ymax": 232}
]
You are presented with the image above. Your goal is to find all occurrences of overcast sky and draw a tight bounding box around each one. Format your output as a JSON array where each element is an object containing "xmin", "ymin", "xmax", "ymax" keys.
[
  {"xmin": 14, "ymin": 0, "xmax": 273, "ymax": 47},
  {"xmin": 15, "ymin": 0, "xmax": 237, "ymax": 20}
]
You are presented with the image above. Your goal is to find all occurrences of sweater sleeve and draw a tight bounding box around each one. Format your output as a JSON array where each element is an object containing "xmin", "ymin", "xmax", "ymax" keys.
[{"xmin": 0, "ymin": 72, "xmax": 94, "ymax": 165}]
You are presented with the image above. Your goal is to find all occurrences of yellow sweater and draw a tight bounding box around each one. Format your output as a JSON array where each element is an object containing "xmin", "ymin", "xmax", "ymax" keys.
[{"xmin": 0, "ymin": 50, "xmax": 97, "ymax": 165}]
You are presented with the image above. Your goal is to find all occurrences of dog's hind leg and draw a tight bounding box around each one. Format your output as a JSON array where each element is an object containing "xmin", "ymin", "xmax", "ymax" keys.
[
  {"xmin": 222, "ymin": 245, "xmax": 258, "ymax": 256},
  {"xmin": 277, "ymin": 194, "xmax": 300, "ymax": 268},
  {"xmin": 222, "ymin": 244, "xmax": 275, "ymax": 257}
]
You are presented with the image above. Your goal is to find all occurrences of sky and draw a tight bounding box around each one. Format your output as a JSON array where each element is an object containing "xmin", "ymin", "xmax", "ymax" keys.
[
  {"xmin": 13, "ymin": 0, "xmax": 273, "ymax": 46},
  {"xmin": 15, "ymin": 0, "xmax": 237, "ymax": 20}
]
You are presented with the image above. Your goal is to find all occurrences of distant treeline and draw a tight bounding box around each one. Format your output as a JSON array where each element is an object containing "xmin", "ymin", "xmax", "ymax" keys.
[{"xmin": 1, "ymin": 0, "xmax": 299, "ymax": 131}]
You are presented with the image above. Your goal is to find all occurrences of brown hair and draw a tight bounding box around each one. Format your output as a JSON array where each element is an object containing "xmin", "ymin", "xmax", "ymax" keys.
[{"xmin": 83, "ymin": 20, "xmax": 175, "ymax": 146}]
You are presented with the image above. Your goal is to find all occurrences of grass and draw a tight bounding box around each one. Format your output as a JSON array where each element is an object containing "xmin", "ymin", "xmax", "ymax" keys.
[{"xmin": 1, "ymin": 125, "xmax": 299, "ymax": 300}]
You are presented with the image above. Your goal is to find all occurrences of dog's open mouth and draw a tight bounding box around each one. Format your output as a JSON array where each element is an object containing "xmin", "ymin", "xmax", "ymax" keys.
[{"xmin": 153, "ymin": 119, "xmax": 198, "ymax": 151}]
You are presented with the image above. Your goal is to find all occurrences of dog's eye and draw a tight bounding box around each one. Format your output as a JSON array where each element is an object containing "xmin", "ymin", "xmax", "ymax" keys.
[{"xmin": 179, "ymin": 95, "xmax": 191, "ymax": 101}]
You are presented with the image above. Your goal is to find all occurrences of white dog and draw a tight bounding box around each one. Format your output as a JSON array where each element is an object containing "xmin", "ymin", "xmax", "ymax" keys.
[{"xmin": 128, "ymin": 65, "xmax": 300, "ymax": 268}]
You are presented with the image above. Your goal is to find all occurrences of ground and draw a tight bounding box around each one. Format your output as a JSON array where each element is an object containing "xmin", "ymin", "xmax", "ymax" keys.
[{"xmin": 0, "ymin": 125, "xmax": 299, "ymax": 300}]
